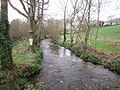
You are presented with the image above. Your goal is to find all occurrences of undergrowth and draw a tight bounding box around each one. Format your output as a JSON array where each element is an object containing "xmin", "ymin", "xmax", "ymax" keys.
[{"xmin": 0, "ymin": 40, "xmax": 43, "ymax": 90}]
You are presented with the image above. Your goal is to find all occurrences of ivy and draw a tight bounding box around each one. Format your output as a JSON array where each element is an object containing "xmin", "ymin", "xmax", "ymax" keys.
[{"xmin": 0, "ymin": 13, "xmax": 14, "ymax": 69}]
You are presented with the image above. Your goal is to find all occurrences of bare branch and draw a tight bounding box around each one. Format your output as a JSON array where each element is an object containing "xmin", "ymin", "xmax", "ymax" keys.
[
  {"xmin": 19, "ymin": 0, "xmax": 29, "ymax": 15},
  {"xmin": 44, "ymin": 0, "xmax": 49, "ymax": 5},
  {"xmin": 23, "ymin": 0, "xmax": 32, "ymax": 6},
  {"xmin": 8, "ymin": 0, "xmax": 28, "ymax": 19}
]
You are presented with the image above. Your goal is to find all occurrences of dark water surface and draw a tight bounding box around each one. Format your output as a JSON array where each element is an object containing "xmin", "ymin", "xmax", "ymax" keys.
[{"xmin": 29, "ymin": 39, "xmax": 120, "ymax": 90}]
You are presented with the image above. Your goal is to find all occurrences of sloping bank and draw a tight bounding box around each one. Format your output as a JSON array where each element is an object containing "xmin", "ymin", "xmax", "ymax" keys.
[
  {"xmin": 0, "ymin": 40, "xmax": 43, "ymax": 90},
  {"xmin": 56, "ymin": 41, "xmax": 120, "ymax": 75}
]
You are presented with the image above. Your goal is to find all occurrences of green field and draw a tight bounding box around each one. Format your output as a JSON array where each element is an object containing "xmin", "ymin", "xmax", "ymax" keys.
[
  {"xmin": 60, "ymin": 25, "xmax": 120, "ymax": 54},
  {"xmin": 89, "ymin": 25, "xmax": 120, "ymax": 54},
  {"xmin": 90, "ymin": 25, "xmax": 120, "ymax": 41}
]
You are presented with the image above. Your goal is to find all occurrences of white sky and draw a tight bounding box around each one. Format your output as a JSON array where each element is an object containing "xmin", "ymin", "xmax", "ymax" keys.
[{"xmin": 8, "ymin": 0, "xmax": 120, "ymax": 21}]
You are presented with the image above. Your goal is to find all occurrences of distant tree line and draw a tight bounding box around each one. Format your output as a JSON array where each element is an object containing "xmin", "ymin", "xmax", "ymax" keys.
[{"xmin": 104, "ymin": 17, "xmax": 120, "ymax": 26}]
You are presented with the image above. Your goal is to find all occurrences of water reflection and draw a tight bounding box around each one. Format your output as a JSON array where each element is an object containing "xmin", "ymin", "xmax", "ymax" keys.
[
  {"xmin": 59, "ymin": 47, "xmax": 71, "ymax": 57},
  {"xmin": 49, "ymin": 44, "xmax": 71, "ymax": 57}
]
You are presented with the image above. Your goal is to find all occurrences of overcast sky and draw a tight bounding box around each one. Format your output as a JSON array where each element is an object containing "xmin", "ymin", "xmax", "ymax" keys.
[{"xmin": 8, "ymin": 0, "xmax": 120, "ymax": 21}]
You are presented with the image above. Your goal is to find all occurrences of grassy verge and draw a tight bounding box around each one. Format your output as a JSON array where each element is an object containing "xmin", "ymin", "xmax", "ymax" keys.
[
  {"xmin": 88, "ymin": 40, "xmax": 120, "ymax": 54},
  {"xmin": 0, "ymin": 40, "xmax": 43, "ymax": 90}
]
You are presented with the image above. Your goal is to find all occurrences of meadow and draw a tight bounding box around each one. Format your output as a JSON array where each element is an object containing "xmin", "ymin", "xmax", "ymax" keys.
[
  {"xmin": 60, "ymin": 25, "xmax": 120, "ymax": 54},
  {"xmin": 90, "ymin": 25, "xmax": 120, "ymax": 41}
]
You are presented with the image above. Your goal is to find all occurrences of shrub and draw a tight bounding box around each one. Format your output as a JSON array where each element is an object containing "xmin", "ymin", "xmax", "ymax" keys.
[
  {"xmin": 104, "ymin": 61, "xmax": 120, "ymax": 73},
  {"xmin": 43, "ymin": 19, "xmax": 62, "ymax": 41},
  {"xmin": 10, "ymin": 19, "xmax": 29, "ymax": 40},
  {"xmin": 16, "ymin": 78, "xmax": 27, "ymax": 89}
]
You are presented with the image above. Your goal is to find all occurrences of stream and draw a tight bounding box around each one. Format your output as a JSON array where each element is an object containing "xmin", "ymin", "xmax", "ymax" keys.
[{"xmin": 29, "ymin": 39, "xmax": 120, "ymax": 90}]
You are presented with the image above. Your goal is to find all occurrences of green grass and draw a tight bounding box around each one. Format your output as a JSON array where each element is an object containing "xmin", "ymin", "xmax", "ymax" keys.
[
  {"xmin": 0, "ymin": 40, "xmax": 43, "ymax": 90},
  {"xmin": 88, "ymin": 40, "xmax": 120, "ymax": 54},
  {"xmin": 58, "ymin": 39, "xmax": 120, "ymax": 54},
  {"xmin": 89, "ymin": 25, "xmax": 120, "ymax": 54},
  {"xmin": 12, "ymin": 40, "xmax": 36, "ymax": 64},
  {"xmin": 0, "ymin": 84, "xmax": 10, "ymax": 90},
  {"xmin": 63, "ymin": 25, "xmax": 120, "ymax": 41},
  {"xmin": 60, "ymin": 25, "xmax": 120, "ymax": 54},
  {"xmin": 90, "ymin": 25, "xmax": 120, "ymax": 41}
]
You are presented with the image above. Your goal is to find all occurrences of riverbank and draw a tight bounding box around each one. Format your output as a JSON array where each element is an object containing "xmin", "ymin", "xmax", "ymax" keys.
[
  {"xmin": 0, "ymin": 40, "xmax": 42, "ymax": 90},
  {"xmin": 56, "ymin": 41, "xmax": 120, "ymax": 75}
]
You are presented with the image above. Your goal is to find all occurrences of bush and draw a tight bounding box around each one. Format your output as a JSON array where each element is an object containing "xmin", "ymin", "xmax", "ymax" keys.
[
  {"xmin": 10, "ymin": 19, "xmax": 29, "ymax": 40},
  {"xmin": 43, "ymin": 19, "xmax": 62, "ymax": 41},
  {"xmin": 104, "ymin": 61, "xmax": 120, "ymax": 73},
  {"xmin": 16, "ymin": 78, "xmax": 27, "ymax": 89},
  {"xmin": 80, "ymin": 54, "xmax": 103, "ymax": 65}
]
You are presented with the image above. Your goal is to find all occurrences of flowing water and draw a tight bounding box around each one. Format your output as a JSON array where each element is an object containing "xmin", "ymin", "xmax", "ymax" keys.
[{"xmin": 29, "ymin": 39, "xmax": 120, "ymax": 90}]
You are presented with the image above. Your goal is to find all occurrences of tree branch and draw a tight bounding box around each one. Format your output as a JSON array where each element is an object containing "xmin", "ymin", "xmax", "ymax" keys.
[
  {"xmin": 8, "ymin": 0, "xmax": 28, "ymax": 19},
  {"xmin": 44, "ymin": 0, "xmax": 49, "ymax": 5},
  {"xmin": 19, "ymin": 0, "xmax": 29, "ymax": 15}
]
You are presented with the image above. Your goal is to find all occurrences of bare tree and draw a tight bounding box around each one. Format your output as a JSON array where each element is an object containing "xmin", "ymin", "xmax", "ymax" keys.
[
  {"xmin": 10, "ymin": 19, "xmax": 29, "ymax": 40},
  {"xmin": 8, "ymin": 0, "xmax": 49, "ymax": 52},
  {"xmin": 44, "ymin": 19, "xmax": 62, "ymax": 42},
  {"xmin": 0, "ymin": 0, "xmax": 14, "ymax": 70},
  {"xmin": 75, "ymin": 0, "xmax": 88, "ymax": 44},
  {"xmin": 69, "ymin": 0, "xmax": 80, "ymax": 44},
  {"xmin": 95, "ymin": 0, "xmax": 101, "ymax": 48},
  {"xmin": 107, "ymin": 15, "xmax": 115, "ymax": 25},
  {"xmin": 84, "ymin": 0, "xmax": 92, "ymax": 46},
  {"xmin": 57, "ymin": 0, "xmax": 68, "ymax": 42},
  {"xmin": 63, "ymin": 0, "xmax": 68, "ymax": 42}
]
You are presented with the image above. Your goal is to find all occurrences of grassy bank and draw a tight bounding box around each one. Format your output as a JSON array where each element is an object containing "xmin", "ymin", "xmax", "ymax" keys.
[
  {"xmin": 88, "ymin": 40, "xmax": 120, "ymax": 54},
  {"xmin": 57, "ymin": 25, "xmax": 120, "ymax": 74},
  {"xmin": 58, "ymin": 39, "xmax": 120, "ymax": 55},
  {"xmin": 57, "ymin": 41, "xmax": 120, "ymax": 74},
  {"xmin": 0, "ymin": 40, "xmax": 43, "ymax": 90}
]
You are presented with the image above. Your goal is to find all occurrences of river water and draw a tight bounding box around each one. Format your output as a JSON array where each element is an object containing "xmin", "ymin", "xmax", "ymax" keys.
[{"xmin": 29, "ymin": 39, "xmax": 120, "ymax": 90}]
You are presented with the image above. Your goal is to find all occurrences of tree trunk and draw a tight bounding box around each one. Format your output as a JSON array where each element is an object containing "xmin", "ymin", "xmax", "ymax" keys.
[
  {"xmin": 29, "ymin": 19, "xmax": 36, "ymax": 52},
  {"xmin": 28, "ymin": 0, "xmax": 36, "ymax": 52},
  {"xmin": 0, "ymin": 0, "xmax": 14, "ymax": 70},
  {"xmin": 63, "ymin": 10, "xmax": 66, "ymax": 42},
  {"xmin": 84, "ymin": 0, "xmax": 92, "ymax": 46},
  {"xmin": 95, "ymin": 0, "xmax": 100, "ymax": 48},
  {"xmin": 28, "ymin": 15, "xmax": 36, "ymax": 52}
]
